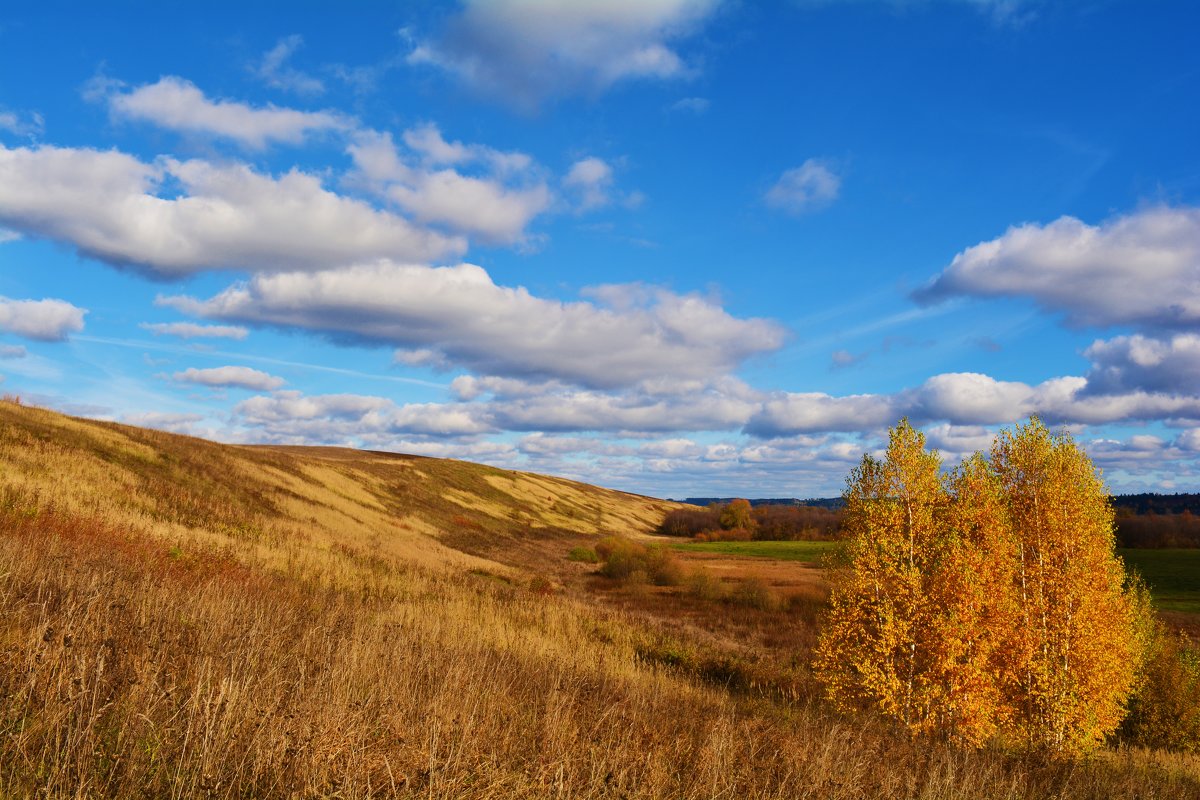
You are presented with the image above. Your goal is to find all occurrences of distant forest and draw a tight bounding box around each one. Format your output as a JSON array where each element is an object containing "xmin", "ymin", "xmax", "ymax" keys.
[
  {"xmin": 668, "ymin": 493, "xmax": 1200, "ymax": 548},
  {"xmin": 1112, "ymin": 493, "xmax": 1200, "ymax": 514}
]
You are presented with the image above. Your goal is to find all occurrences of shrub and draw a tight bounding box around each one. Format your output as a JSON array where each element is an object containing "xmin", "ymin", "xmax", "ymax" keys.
[
  {"xmin": 694, "ymin": 527, "xmax": 753, "ymax": 543},
  {"xmin": 729, "ymin": 577, "xmax": 779, "ymax": 611},
  {"xmin": 1121, "ymin": 623, "xmax": 1200, "ymax": 752},
  {"xmin": 595, "ymin": 536, "xmax": 683, "ymax": 586},
  {"xmin": 687, "ymin": 569, "xmax": 724, "ymax": 601},
  {"xmin": 528, "ymin": 575, "xmax": 556, "ymax": 595},
  {"xmin": 647, "ymin": 549, "xmax": 684, "ymax": 586},
  {"xmin": 567, "ymin": 546, "xmax": 599, "ymax": 563}
]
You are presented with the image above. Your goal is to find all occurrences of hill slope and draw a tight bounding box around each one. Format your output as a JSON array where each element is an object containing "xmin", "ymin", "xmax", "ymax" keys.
[
  {"xmin": 0, "ymin": 399, "xmax": 674, "ymax": 578},
  {"xmin": 3, "ymin": 399, "xmax": 1200, "ymax": 799}
]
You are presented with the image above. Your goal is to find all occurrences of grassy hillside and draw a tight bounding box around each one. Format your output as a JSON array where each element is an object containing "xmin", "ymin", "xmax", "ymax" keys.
[
  {"xmin": 3, "ymin": 399, "xmax": 1200, "ymax": 798},
  {"xmin": 0, "ymin": 399, "xmax": 673, "ymax": 575}
]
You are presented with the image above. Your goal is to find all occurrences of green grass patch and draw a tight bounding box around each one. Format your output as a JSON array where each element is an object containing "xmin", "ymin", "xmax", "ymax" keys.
[
  {"xmin": 670, "ymin": 539, "xmax": 836, "ymax": 563},
  {"xmin": 1120, "ymin": 548, "xmax": 1200, "ymax": 615},
  {"xmin": 567, "ymin": 546, "xmax": 599, "ymax": 563}
]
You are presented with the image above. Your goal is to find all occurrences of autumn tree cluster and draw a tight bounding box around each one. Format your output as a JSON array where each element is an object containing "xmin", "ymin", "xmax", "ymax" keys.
[
  {"xmin": 657, "ymin": 500, "xmax": 841, "ymax": 541},
  {"xmin": 815, "ymin": 418, "xmax": 1143, "ymax": 753}
]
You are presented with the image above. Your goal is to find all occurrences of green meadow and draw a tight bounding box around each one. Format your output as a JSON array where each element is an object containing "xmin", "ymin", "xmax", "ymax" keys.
[
  {"xmin": 672, "ymin": 540, "xmax": 1200, "ymax": 615},
  {"xmin": 1121, "ymin": 548, "xmax": 1200, "ymax": 614},
  {"xmin": 670, "ymin": 539, "xmax": 836, "ymax": 563}
]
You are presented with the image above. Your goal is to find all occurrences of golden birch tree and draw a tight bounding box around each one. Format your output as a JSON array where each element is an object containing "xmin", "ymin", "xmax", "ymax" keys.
[
  {"xmin": 991, "ymin": 418, "xmax": 1138, "ymax": 754},
  {"xmin": 815, "ymin": 419, "xmax": 965, "ymax": 738},
  {"xmin": 817, "ymin": 417, "xmax": 1141, "ymax": 751},
  {"xmin": 932, "ymin": 453, "xmax": 1021, "ymax": 744}
]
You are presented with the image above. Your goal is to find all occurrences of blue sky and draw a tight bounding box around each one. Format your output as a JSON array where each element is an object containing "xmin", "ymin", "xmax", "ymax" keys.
[{"xmin": 1, "ymin": 0, "xmax": 1199, "ymax": 497}]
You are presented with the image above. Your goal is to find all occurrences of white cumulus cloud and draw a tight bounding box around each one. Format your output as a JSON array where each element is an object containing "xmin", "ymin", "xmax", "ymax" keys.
[
  {"xmin": 108, "ymin": 76, "xmax": 347, "ymax": 148},
  {"xmin": 121, "ymin": 411, "xmax": 209, "ymax": 437},
  {"xmin": 0, "ymin": 296, "xmax": 86, "ymax": 341},
  {"xmin": 564, "ymin": 157, "xmax": 615, "ymax": 211},
  {"xmin": 915, "ymin": 206, "xmax": 1200, "ymax": 328},
  {"xmin": 173, "ymin": 366, "xmax": 286, "ymax": 391},
  {"xmin": 746, "ymin": 370, "xmax": 1200, "ymax": 437},
  {"xmin": 0, "ymin": 143, "xmax": 464, "ymax": 277},
  {"xmin": 1083, "ymin": 333, "xmax": 1200, "ymax": 396},
  {"xmin": 347, "ymin": 129, "xmax": 551, "ymax": 244},
  {"xmin": 407, "ymin": 0, "xmax": 720, "ymax": 108},
  {"xmin": 235, "ymin": 390, "xmax": 492, "ymax": 439}
]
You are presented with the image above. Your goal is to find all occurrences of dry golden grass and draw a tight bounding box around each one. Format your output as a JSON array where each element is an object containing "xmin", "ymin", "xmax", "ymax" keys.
[{"xmin": 3, "ymin": 399, "xmax": 1200, "ymax": 798}]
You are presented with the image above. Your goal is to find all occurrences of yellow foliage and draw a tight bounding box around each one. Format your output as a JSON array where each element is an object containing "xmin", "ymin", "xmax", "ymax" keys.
[
  {"xmin": 817, "ymin": 417, "xmax": 1141, "ymax": 754},
  {"xmin": 992, "ymin": 418, "xmax": 1138, "ymax": 754}
]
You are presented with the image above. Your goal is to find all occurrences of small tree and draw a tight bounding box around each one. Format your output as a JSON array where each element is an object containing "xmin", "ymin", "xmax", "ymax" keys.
[{"xmin": 719, "ymin": 498, "xmax": 756, "ymax": 532}]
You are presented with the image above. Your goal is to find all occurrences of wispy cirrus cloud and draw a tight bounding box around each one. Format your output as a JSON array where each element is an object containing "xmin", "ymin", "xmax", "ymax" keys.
[
  {"xmin": 765, "ymin": 158, "xmax": 841, "ymax": 215},
  {"xmin": 669, "ymin": 96, "xmax": 709, "ymax": 114},
  {"xmin": 797, "ymin": 0, "xmax": 1038, "ymax": 27},
  {"xmin": 252, "ymin": 35, "xmax": 325, "ymax": 96},
  {"xmin": 0, "ymin": 108, "xmax": 44, "ymax": 138},
  {"xmin": 141, "ymin": 322, "xmax": 249, "ymax": 340}
]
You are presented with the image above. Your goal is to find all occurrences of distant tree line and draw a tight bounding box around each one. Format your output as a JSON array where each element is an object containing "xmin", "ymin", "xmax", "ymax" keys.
[
  {"xmin": 665, "ymin": 494, "xmax": 1200, "ymax": 548},
  {"xmin": 657, "ymin": 499, "xmax": 842, "ymax": 541},
  {"xmin": 681, "ymin": 497, "xmax": 845, "ymax": 510},
  {"xmin": 1114, "ymin": 493, "xmax": 1200, "ymax": 515},
  {"xmin": 1115, "ymin": 509, "xmax": 1200, "ymax": 548}
]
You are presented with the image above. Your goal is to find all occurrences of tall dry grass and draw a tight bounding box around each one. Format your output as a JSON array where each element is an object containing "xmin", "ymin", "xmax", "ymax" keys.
[
  {"xmin": 7, "ymin": 499, "xmax": 1200, "ymax": 798},
  {"xmin": 3, "ymin": 400, "xmax": 1200, "ymax": 797}
]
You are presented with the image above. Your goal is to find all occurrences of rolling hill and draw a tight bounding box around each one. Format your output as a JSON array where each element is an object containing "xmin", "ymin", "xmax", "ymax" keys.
[{"xmin": 2, "ymin": 398, "xmax": 1199, "ymax": 798}]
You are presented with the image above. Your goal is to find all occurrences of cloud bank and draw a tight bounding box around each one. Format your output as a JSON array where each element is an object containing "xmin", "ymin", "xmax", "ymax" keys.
[{"xmin": 162, "ymin": 262, "xmax": 786, "ymax": 389}]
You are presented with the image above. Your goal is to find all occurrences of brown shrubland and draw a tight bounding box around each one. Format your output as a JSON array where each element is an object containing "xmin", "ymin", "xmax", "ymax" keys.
[{"xmin": 2, "ymin": 400, "xmax": 1200, "ymax": 797}]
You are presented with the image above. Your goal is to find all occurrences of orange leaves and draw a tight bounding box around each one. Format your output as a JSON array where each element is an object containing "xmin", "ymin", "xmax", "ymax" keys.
[{"xmin": 816, "ymin": 418, "xmax": 1140, "ymax": 754}]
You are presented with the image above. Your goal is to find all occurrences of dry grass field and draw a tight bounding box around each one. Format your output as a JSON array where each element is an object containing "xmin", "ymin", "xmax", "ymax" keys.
[{"xmin": 3, "ymin": 398, "xmax": 1200, "ymax": 798}]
